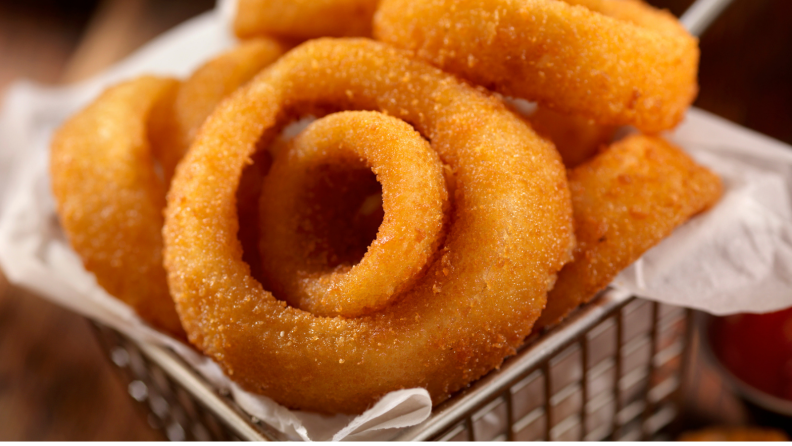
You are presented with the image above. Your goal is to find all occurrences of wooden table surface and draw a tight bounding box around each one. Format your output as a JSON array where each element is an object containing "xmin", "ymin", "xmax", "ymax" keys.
[{"xmin": 0, "ymin": 0, "xmax": 790, "ymax": 441}]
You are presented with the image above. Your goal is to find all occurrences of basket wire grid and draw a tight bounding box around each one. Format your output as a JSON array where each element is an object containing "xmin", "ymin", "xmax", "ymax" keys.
[
  {"xmin": 88, "ymin": 0, "xmax": 729, "ymax": 440},
  {"xmin": 397, "ymin": 290, "xmax": 692, "ymax": 441},
  {"xmin": 91, "ymin": 289, "xmax": 692, "ymax": 441}
]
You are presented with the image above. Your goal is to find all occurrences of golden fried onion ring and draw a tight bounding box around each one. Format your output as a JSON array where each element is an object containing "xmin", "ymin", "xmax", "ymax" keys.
[
  {"xmin": 259, "ymin": 111, "xmax": 449, "ymax": 318},
  {"xmin": 374, "ymin": 0, "xmax": 699, "ymax": 133},
  {"xmin": 536, "ymin": 134, "xmax": 722, "ymax": 328},
  {"xmin": 234, "ymin": 0, "xmax": 379, "ymax": 40},
  {"xmin": 164, "ymin": 38, "xmax": 574, "ymax": 413},
  {"xmin": 51, "ymin": 76, "xmax": 185, "ymax": 337}
]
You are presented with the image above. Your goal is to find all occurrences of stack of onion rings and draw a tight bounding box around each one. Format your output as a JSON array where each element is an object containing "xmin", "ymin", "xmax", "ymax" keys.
[
  {"xmin": 164, "ymin": 38, "xmax": 574, "ymax": 413},
  {"xmin": 374, "ymin": 0, "xmax": 699, "ymax": 132}
]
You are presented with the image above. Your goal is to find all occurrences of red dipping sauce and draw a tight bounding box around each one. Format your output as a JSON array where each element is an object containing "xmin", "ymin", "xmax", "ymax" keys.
[{"xmin": 711, "ymin": 308, "xmax": 792, "ymax": 401}]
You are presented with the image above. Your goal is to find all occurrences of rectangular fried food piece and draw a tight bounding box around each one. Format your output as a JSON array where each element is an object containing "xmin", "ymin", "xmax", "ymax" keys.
[{"xmin": 536, "ymin": 134, "xmax": 722, "ymax": 328}]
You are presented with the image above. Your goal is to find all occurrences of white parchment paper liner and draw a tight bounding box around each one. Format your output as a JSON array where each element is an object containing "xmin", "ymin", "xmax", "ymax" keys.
[{"xmin": 1, "ymin": 1, "xmax": 791, "ymax": 441}]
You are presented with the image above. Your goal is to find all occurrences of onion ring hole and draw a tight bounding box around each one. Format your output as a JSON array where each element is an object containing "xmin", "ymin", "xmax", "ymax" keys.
[
  {"xmin": 235, "ymin": 116, "xmax": 387, "ymax": 295},
  {"xmin": 258, "ymin": 111, "xmax": 449, "ymax": 317}
]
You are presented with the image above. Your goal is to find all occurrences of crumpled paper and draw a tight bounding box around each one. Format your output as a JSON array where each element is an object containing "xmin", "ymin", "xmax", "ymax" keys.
[
  {"xmin": 613, "ymin": 110, "xmax": 792, "ymax": 315},
  {"xmin": 0, "ymin": 0, "xmax": 791, "ymax": 441}
]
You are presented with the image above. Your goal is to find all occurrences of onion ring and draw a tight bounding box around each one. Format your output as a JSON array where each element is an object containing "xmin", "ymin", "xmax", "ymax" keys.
[
  {"xmin": 234, "ymin": 0, "xmax": 379, "ymax": 40},
  {"xmin": 164, "ymin": 38, "xmax": 574, "ymax": 413},
  {"xmin": 150, "ymin": 37, "xmax": 286, "ymax": 184},
  {"xmin": 51, "ymin": 76, "xmax": 185, "ymax": 337},
  {"xmin": 259, "ymin": 111, "xmax": 449, "ymax": 318},
  {"xmin": 374, "ymin": 0, "xmax": 699, "ymax": 133},
  {"xmin": 536, "ymin": 134, "xmax": 722, "ymax": 328}
]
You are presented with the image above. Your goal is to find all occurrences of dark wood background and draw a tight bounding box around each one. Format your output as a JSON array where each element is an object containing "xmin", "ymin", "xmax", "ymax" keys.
[{"xmin": 0, "ymin": 0, "xmax": 790, "ymax": 440}]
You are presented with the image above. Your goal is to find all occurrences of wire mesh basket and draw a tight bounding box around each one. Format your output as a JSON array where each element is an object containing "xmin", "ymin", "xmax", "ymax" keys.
[{"xmin": 90, "ymin": 288, "xmax": 692, "ymax": 441}]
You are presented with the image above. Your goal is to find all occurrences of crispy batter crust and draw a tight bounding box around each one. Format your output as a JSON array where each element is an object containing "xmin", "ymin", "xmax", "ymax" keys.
[{"xmin": 164, "ymin": 38, "xmax": 574, "ymax": 413}]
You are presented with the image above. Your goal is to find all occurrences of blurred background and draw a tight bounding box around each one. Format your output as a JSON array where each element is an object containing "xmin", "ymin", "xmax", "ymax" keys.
[{"xmin": 0, "ymin": 0, "xmax": 789, "ymax": 440}]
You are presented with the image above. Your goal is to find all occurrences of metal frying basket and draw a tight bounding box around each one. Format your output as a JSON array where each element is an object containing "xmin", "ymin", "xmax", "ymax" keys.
[{"xmin": 91, "ymin": 289, "xmax": 692, "ymax": 441}]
